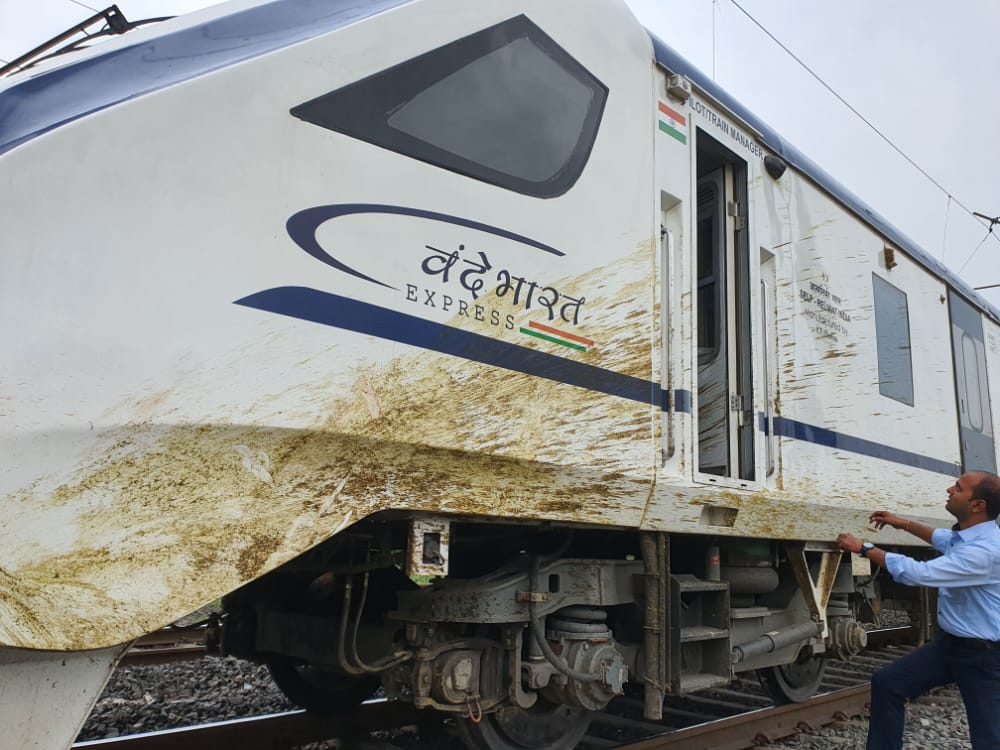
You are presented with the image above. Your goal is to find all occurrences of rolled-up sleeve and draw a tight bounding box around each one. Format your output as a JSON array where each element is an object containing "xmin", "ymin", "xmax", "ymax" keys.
[{"xmin": 884, "ymin": 543, "xmax": 993, "ymax": 588}]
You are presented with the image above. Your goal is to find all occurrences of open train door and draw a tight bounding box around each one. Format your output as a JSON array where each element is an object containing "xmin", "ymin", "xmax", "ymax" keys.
[{"xmin": 693, "ymin": 132, "xmax": 755, "ymax": 483}]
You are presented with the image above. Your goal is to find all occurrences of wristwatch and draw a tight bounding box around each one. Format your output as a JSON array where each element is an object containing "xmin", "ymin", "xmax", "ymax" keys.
[{"xmin": 859, "ymin": 541, "xmax": 875, "ymax": 558}]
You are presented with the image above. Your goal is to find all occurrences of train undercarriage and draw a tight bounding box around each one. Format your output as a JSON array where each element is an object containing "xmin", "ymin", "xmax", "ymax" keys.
[{"xmin": 208, "ymin": 514, "xmax": 892, "ymax": 750}]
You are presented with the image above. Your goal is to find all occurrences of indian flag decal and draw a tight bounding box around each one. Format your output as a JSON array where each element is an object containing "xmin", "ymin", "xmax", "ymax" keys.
[
  {"xmin": 520, "ymin": 321, "xmax": 594, "ymax": 352},
  {"xmin": 658, "ymin": 101, "xmax": 687, "ymax": 145}
]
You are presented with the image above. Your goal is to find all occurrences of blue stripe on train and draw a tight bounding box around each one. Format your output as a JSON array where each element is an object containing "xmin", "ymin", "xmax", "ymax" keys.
[
  {"xmin": 237, "ymin": 286, "xmax": 660, "ymax": 405},
  {"xmin": 237, "ymin": 287, "xmax": 958, "ymax": 476},
  {"xmin": 773, "ymin": 415, "xmax": 959, "ymax": 477},
  {"xmin": 758, "ymin": 411, "xmax": 958, "ymax": 476}
]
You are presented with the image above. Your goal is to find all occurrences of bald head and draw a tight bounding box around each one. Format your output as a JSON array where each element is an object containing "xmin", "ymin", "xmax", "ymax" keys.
[{"xmin": 967, "ymin": 471, "xmax": 1000, "ymax": 520}]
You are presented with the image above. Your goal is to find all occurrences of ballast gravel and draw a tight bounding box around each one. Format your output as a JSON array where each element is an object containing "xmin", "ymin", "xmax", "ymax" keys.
[{"xmin": 77, "ymin": 657, "xmax": 295, "ymax": 740}]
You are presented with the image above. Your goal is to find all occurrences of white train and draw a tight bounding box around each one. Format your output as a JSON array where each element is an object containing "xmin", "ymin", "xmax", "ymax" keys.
[{"xmin": 2, "ymin": 1, "xmax": 995, "ymax": 748}]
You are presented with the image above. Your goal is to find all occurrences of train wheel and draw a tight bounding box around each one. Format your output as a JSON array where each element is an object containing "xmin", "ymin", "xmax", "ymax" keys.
[
  {"xmin": 456, "ymin": 700, "xmax": 592, "ymax": 750},
  {"xmin": 267, "ymin": 658, "xmax": 378, "ymax": 714},
  {"xmin": 756, "ymin": 652, "xmax": 826, "ymax": 704}
]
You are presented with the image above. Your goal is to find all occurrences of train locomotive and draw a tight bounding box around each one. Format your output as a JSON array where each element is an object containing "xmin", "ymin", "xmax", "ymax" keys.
[{"xmin": 2, "ymin": 1, "xmax": 997, "ymax": 749}]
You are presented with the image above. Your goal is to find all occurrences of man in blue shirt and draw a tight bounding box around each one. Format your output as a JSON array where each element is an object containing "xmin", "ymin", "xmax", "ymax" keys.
[{"xmin": 836, "ymin": 470, "xmax": 1000, "ymax": 750}]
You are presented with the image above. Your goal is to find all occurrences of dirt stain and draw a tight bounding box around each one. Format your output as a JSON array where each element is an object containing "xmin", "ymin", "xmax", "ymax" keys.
[{"xmin": 3, "ymin": 247, "xmax": 661, "ymax": 650}]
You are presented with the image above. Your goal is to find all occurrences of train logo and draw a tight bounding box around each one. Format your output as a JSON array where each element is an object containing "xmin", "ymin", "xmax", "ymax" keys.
[{"xmin": 237, "ymin": 203, "xmax": 593, "ymax": 352}]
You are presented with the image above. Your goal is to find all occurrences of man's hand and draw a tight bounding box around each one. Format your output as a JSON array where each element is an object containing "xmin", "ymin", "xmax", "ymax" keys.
[
  {"xmin": 869, "ymin": 511, "xmax": 906, "ymax": 530},
  {"xmin": 836, "ymin": 533, "xmax": 863, "ymax": 554}
]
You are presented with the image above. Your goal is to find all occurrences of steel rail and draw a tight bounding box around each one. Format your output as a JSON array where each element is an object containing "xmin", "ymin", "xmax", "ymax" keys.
[
  {"xmin": 613, "ymin": 684, "xmax": 870, "ymax": 750},
  {"xmin": 131, "ymin": 628, "xmax": 206, "ymax": 647},
  {"xmin": 74, "ymin": 682, "xmax": 872, "ymax": 750},
  {"xmin": 72, "ymin": 699, "xmax": 425, "ymax": 750},
  {"xmin": 119, "ymin": 626, "xmax": 207, "ymax": 666},
  {"xmin": 120, "ymin": 643, "xmax": 207, "ymax": 666}
]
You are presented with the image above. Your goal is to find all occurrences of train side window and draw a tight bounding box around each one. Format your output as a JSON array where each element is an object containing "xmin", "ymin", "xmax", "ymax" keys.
[
  {"xmin": 961, "ymin": 333, "xmax": 985, "ymax": 431},
  {"xmin": 872, "ymin": 273, "xmax": 914, "ymax": 406},
  {"xmin": 291, "ymin": 15, "xmax": 607, "ymax": 198}
]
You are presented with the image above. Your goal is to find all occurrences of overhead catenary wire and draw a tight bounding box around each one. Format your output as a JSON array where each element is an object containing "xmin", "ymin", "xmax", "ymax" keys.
[
  {"xmin": 941, "ymin": 195, "xmax": 952, "ymax": 263},
  {"xmin": 960, "ymin": 214, "xmax": 1000, "ymax": 274},
  {"xmin": 728, "ymin": 0, "xmax": 964, "ymax": 212},
  {"xmin": 959, "ymin": 229, "xmax": 995, "ymax": 275},
  {"xmin": 67, "ymin": 0, "xmax": 100, "ymax": 12},
  {"xmin": 953, "ymin": 221, "xmax": 1000, "ymax": 278},
  {"xmin": 727, "ymin": 0, "xmax": 1000, "ymax": 267}
]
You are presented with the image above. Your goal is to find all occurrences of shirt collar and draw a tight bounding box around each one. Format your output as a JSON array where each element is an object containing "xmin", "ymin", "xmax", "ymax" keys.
[{"xmin": 953, "ymin": 519, "xmax": 1000, "ymax": 541}]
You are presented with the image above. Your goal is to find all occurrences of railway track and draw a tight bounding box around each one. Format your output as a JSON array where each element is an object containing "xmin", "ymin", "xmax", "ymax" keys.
[
  {"xmin": 84, "ymin": 625, "xmax": 918, "ymax": 750},
  {"xmin": 72, "ymin": 700, "xmax": 427, "ymax": 749},
  {"xmin": 71, "ymin": 680, "xmax": 875, "ymax": 750},
  {"xmin": 121, "ymin": 627, "xmax": 208, "ymax": 666}
]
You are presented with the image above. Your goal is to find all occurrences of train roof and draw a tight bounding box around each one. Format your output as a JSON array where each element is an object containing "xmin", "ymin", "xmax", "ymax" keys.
[
  {"xmin": 649, "ymin": 34, "xmax": 1000, "ymax": 326},
  {"xmin": 0, "ymin": 0, "xmax": 414, "ymax": 156}
]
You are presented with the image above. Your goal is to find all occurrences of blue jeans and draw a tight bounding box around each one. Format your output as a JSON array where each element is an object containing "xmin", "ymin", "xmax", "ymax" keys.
[{"xmin": 868, "ymin": 634, "xmax": 1000, "ymax": 749}]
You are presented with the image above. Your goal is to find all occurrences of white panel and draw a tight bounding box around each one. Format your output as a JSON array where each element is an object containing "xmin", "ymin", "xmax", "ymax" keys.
[
  {"xmin": 0, "ymin": 0, "xmax": 657, "ymax": 650},
  {"xmin": 0, "ymin": 645, "xmax": 127, "ymax": 750}
]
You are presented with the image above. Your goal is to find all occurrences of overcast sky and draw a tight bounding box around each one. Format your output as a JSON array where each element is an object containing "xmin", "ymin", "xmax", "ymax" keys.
[{"xmin": 3, "ymin": 0, "xmax": 999, "ymax": 307}]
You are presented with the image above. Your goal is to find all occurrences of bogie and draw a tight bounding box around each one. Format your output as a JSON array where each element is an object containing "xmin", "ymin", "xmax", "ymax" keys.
[{"xmin": 208, "ymin": 518, "xmax": 871, "ymax": 746}]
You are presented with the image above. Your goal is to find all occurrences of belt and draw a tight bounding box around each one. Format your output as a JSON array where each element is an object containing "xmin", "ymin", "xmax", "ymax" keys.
[{"xmin": 941, "ymin": 631, "xmax": 1000, "ymax": 651}]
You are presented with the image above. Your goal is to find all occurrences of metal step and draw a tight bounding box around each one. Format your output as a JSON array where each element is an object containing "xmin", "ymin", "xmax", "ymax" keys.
[
  {"xmin": 679, "ymin": 625, "xmax": 730, "ymax": 643},
  {"xmin": 672, "ymin": 574, "xmax": 729, "ymax": 593},
  {"xmin": 678, "ymin": 672, "xmax": 732, "ymax": 693}
]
